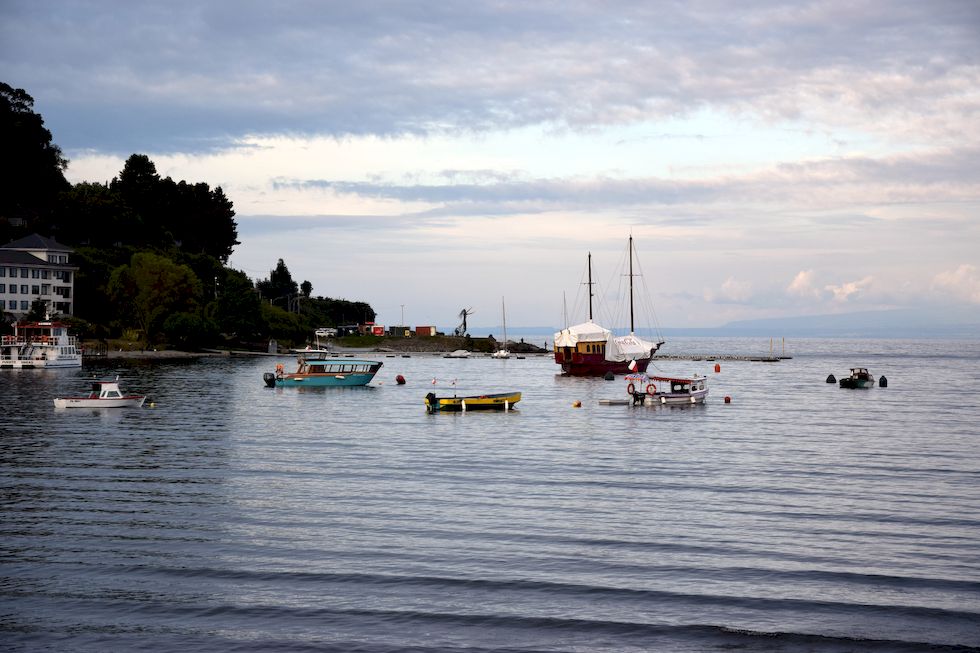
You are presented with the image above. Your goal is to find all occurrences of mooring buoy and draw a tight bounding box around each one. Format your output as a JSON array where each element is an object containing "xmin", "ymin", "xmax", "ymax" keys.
[
  {"xmin": 826, "ymin": 374, "xmax": 836, "ymax": 383},
  {"xmin": 879, "ymin": 375, "xmax": 888, "ymax": 388}
]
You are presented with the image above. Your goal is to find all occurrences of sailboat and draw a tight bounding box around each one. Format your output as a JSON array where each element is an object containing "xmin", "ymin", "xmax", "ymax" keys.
[
  {"xmin": 553, "ymin": 236, "xmax": 664, "ymax": 376},
  {"xmin": 491, "ymin": 296, "xmax": 511, "ymax": 359}
]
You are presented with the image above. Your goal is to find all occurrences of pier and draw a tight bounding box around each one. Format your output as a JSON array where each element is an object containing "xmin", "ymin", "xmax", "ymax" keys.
[{"xmin": 656, "ymin": 354, "xmax": 791, "ymax": 362}]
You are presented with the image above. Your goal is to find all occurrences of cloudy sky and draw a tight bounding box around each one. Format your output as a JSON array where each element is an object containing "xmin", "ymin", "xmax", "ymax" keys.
[{"xmin": 2, "ymin": 1, "xmax": 979, "ymax": 330}]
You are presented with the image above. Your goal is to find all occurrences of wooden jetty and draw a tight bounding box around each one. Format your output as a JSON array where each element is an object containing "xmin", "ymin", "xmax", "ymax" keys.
[{"xmin": 655, "ymin": 354, "xmax": 789, "ymax": 362}]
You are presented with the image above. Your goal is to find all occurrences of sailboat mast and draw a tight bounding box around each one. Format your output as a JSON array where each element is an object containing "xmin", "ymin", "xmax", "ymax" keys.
[
  {"xmin": 629, "ymin": 236, "xmax": 635, "ymax": 334},
  {"xmin": 587, "ymin": 252, "xmax": 594, "ymax": 321}
]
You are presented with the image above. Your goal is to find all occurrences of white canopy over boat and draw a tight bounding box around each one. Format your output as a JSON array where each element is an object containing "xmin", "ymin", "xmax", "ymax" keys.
[
  {"xmin": 554, "ymin": 321, "xmax": 657, "ymax": 363},
  {"xmin": 606, "ymin": 333, "xmax": 658, "ymax": 362},
  {"xmin": 554, "ymin": 321, "xmax": 610, "ymax": 347}
]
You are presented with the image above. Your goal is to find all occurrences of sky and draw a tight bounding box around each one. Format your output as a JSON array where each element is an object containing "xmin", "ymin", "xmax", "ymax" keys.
[{"xmin": 2, "ymin": 1, "xmax": 979, "ymax": 330}]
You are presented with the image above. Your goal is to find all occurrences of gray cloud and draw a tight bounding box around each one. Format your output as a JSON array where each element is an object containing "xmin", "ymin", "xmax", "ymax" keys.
[{"xmin": 2, "ymin": 0, "xmax": 977, "ymax": 153}]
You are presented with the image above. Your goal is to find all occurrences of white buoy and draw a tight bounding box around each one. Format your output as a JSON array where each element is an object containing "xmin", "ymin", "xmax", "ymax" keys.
[
  {"xmin": 462, "ymin": 399, "xmax": 467, "ymax": 412},
  {"xmin": 504, "ymin": 400, "xmax": 509, "ymax": 411}
]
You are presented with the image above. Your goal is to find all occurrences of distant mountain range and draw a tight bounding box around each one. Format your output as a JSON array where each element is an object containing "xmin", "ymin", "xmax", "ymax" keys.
[{"xmin": 463, "ymin": 308, "xmax": 980, "ymax": 339}]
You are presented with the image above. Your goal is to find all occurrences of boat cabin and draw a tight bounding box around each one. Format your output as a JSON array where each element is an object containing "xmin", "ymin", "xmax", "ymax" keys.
[{"xmin": 89, "ymin": 381, "xmax": 125, "ymax": 399}]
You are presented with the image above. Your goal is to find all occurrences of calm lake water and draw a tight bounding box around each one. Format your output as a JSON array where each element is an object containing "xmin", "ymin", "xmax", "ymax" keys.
[{"xmin": 2, "ymin": 337, "xmax": 979, "ymax": 652}]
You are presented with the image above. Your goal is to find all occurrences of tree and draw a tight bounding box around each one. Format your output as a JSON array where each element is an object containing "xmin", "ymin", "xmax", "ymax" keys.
[
  {"xmin": 0, "ymin": 82, "xmax": 70, "ymax": 239},
  {"xmin": 214, "ymin": 268, "xmax": 265, "ymax": 341},
  {"xmin": 26, "ymin": 299, "xmax": 48, "ymax": 321},
  {"xmin": 256, "ymin": 258, "xmax": 299, "ymax": 305},
  {"xmin": 107, "ymin": 252, "xmax": 202, "ymax": 344},
  {"xmin": 301, "ymin": 280, "xmax": 312, "ymax": 298}
]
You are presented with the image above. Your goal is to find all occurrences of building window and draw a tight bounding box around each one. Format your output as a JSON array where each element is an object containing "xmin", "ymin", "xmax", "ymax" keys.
[
  {"xmin": 20, "ymin": 268, "xmax": 29, "ymax": 278},
  {"xmin": 32, "ymin": 285, "xmax": 40, "ymax": 295},
  {"xmin": 9, "ymin": 285, "xmax": 16, "ymax": 294},
  {"xmin": 20, "ymin": 285, "xmax": 28, "ymax": 294},
  {"xmin": 8, "ymin": 267, "xmax": 16, "ymax": 277},
  {"xmin": 42, "ymin": 284, "xmax": 50, "ymax": 295},
  {"xmin": 31, "ymin": 269, "xmax": 40, "ymax": 278},
  {"xmin": 20, "ymin": 301, "xmax": 28, "ymax": 311},
  {"xmin": 8, "ymin": 300, "xmax": 15, "ymax": 309},
  {"xmin": 0, "ymin": 268, "xmax": 5, "ymax": 277},
  {"xmin": 41, "ymin": 270, "xmax": 49, "ymax": 279},
  {"xmin": 0, "ymin": 284, "xmax": 5, "ymax": 293}
]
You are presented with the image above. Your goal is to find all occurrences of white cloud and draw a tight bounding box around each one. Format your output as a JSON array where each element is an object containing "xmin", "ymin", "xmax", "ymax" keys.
[
  {"xmin": 825, "ymin": 276, "xmax": 874, "ymax": 303},
  {"xmin": 933, "ymin": 264, "xmax": 980, "ymax": 304},
  {"xmin": 787, "ymin": 270, "xmax": 821, "ymax": 298}
]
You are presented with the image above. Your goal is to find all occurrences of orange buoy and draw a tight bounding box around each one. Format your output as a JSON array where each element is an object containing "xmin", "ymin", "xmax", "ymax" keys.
[
  {"xmin": 572, "ymin": 400, "xmax": 582, "ymax": 408},
  {"xmin": 714, "ymin": 363, "xmax": 721, "ymax": 373},
  {"xmin": 724, "ymin": 395, "xmax": 732, "ymax": 404}
]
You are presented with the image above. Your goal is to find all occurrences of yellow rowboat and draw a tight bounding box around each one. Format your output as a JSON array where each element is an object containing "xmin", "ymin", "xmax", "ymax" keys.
[{"xmin": 424, "ymin": 391, "xmax": 521, "ymax": 413}]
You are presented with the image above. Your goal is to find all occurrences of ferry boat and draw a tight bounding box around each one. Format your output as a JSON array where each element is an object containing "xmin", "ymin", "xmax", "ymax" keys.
[
  {"xmin": 554, "ymin": 237, "xmax": 664, "ymax": 376},
  {"xmin": 1, "ymin": 321, "xmax": 82, "ymax": 369},
  {"xmin": 626, "ymin": 374, "xmax": 709, "ymax": 405},
  {"xmin": 53, "ymin": 378, "xmax": 146, "ymax": 408},
  {"xmin": 264, "ymin": 357, "xmax": 383, "ymax": 387}
]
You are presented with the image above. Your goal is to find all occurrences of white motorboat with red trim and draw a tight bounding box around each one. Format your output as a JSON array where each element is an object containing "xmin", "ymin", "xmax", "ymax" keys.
[
  {"xmin": 53, "ymin": 378, "xmax": 147, "ymax": 408},
  {"xmin": 626, "ymin": 374, "xmax": 708, "ymax": 405}
]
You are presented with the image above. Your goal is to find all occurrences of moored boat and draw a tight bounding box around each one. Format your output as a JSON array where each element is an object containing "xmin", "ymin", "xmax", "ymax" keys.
[
  {"xmin": 424, "ymin": 391, "xmax": 521, "ymax": 413},
  {"xmin": 53, "ymin": 378, "xmax": 146, "ymax": 408},
  {"xmin": 839, "ymin": 368, "xmax": 875, "ymax": 389},
  {"xmin": 491, "ymin": 297, "xmax": 511, "ymax": 359},
  {"xmin": 554, "ymin": 237, "xmax": 664, "ymax": 376},
  {"xmin": 2, "ymin": 321, "xmax": 82, "ymax": 369},
  {"xmin": 626, "ymin": 374, "xmax": 708, "ymax": 405},
  {"xmin": 444, "ymin": 349, "xmax": 471, "ymax": 359},
  {"xmin": 264, "ymin": 357, "xmax": 383, "ymax": 387}
]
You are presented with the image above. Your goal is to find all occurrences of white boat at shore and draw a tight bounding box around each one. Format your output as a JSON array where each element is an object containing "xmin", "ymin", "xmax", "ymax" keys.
[
  {"xmin": 444, "ymin": 349, "xmax": 471, "ymax": 358},
  {"xmin": 53, "ymin": 378, "xmax": 147, "ymax": 409},
  {"xmin": 1, "ymin": 321, "xmax": 82, "ymax": 369},
  {"xmin": 491, "ymin": 297, "xmax": 511, "ymax": 359}
]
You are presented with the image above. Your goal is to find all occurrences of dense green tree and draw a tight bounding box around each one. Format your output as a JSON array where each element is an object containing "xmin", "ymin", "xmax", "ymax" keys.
[
  {"xmin": 55, "ymin": 182, "xmax": 138, "ymax": 247},
  {"xmin": 107, "ymin": 252, "xmax": 202, "ymax": 344},
  {"xmin": 0, "ymin": 82, "xmax": 70, "ymax": 240},
  {"xmin": 256, "ymin": 258, "xmax": 299, "ymax": 306},
  {"xmin": 26, "ymin": 299, "xmax": 48, "ymax": 321},
  {"xmin": 214, "ymin": 268, "xmax": 265, "ymax": 341},
  {"xmin": 162, "ymin": 312, "xmax": 218, "ymax": 349},
  {"xmin": 261, "ymin": 303, "xmax": 307, "ymax": 343},
  {"xmin": 300, "ymin": 280, "xmax": 312, "ymax": 298}
]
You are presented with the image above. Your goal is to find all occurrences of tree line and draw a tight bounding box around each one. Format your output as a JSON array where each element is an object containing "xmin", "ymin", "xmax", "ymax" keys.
[{"xmin": 0, "ymin": 81, "xmax": 375, "ymax": 348}]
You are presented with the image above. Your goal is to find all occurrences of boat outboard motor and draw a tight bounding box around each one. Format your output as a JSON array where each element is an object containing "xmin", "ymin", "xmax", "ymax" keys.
[
  {"xmin": 604, "ymin": 371, "xmax": 615, "ymax": 381},
  {"xmin": 425, "ymin": 392, "xmax": 438, "ymax": 414},
  {"xmin": 263, "ymin": 372, "xmax": 277, "ymax": 388},
  {"xmin": 631, "ymin": 390, "xmax": 646, "ymax": 406}
]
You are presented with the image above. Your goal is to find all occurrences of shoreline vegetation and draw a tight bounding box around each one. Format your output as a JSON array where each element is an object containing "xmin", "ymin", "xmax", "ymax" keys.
[{"xmin": 90, "ymin": 335, "xmax": 550, "ymax": 360}]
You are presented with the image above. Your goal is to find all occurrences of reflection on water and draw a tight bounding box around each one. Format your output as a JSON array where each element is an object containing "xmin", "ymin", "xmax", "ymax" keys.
[{"xmin": 2, "ymin": 338, "xmax": 980, "ymax": 652}]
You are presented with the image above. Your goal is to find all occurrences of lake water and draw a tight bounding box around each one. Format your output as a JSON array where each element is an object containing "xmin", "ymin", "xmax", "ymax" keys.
[{"xmin": 2, "ymin": 337, "xmax": 979, "ymax": 652}]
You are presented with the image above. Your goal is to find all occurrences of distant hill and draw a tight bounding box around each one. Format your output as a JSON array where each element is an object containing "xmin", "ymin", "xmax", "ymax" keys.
[
  {"xmin": 463, "ymin": 308, "xmax": 980, "ymax": 339},
  {"xmin": 709, "ymin": 309, "xmax": 980, "ymax": 338}
]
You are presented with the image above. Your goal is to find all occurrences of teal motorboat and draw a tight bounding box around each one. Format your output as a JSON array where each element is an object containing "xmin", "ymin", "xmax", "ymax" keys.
[{"xmin": 264, "ymin": 357, "xmax": 383, "ymax": 387}]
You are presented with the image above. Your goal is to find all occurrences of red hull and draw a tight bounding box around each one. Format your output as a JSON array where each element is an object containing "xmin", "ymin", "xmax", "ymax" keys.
[{"xmin": 554, "ymin": 351, "xmax": 652, "ymax": 376}]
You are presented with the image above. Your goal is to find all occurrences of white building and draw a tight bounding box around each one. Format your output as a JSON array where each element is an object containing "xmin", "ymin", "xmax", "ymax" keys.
[{"xmin": 0, "ymin": 234, "xmax": 77, "ymax": 318}]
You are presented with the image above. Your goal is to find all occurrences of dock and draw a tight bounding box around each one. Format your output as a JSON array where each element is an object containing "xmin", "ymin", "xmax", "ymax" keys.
[{"xmin": 656, "ymin": 354, "xmax": 791, "ymax": 362}]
